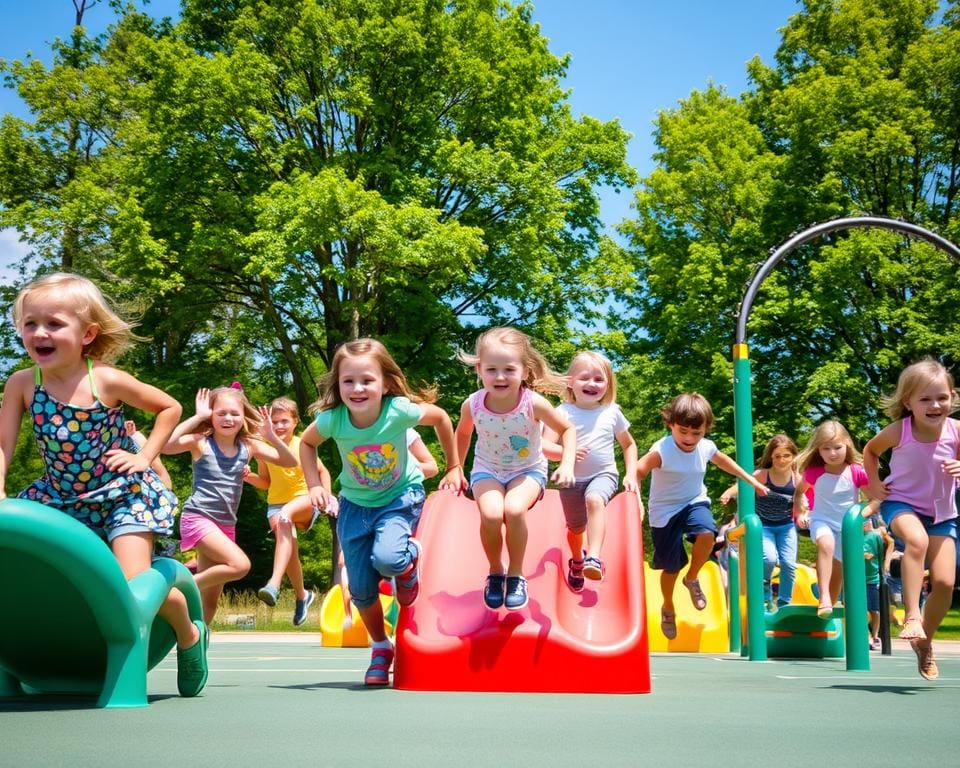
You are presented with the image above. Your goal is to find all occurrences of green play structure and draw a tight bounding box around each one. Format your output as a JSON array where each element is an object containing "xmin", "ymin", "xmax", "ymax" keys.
[
  {"xmin": 0, "ymin": 497, "xmax": 203, "ymax": 708},
  {"xmin": 728, "ymin": 215, "xmax": 960, "ymax": 670}
]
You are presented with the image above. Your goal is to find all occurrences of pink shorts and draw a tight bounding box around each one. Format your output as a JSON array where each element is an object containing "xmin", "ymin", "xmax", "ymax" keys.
[{"xmin": 179, "ymin": 511, "xmax": 236, "ymax": 551}]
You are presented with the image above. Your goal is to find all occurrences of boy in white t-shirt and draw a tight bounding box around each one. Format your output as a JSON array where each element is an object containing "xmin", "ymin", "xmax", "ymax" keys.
[{"xmin": 637, "ymin": 393, "xmax": 768, "ymax": 639}]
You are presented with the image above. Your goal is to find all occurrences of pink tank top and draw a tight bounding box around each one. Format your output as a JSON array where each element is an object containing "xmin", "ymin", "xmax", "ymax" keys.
[{"xmin": 885, "ymin": 417, "xmax": 959, "ymax": 523}]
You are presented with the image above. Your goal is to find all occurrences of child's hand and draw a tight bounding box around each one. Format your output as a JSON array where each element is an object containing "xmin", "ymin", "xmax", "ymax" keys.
[
  {"xmin": 943, "ymin": 459, "xmax": 960, "ymax": 480},
  {"xmin": 257, "ymin": 405, "xmax": 278, "ymax": 440},
  {"xmin": 719, "ymin": 488, "xmax": 735, "ymax": 505},
  {"xmin": 194, "ymin": 388, "xmax": 212, "ymax": 420},
  {"xmin": 575, "ymin": 445, "xmax": 590, "ymax": 462},
  {"xmin": 751, "ymin": 478, "xmax": 770, "ymax": 496},
  {"xmin": 324, "ymin": 496, "xmax": 340, "ymax": 518},
  {"xmin": 622, "ymin": 475, "xmax": 638, "ymax": 494},
  {"xmin": 439, "ymin": 466, "xmax": 467, "ymax": 494},
  {"xmin": 104, "ymin": 448, "xmax": 151, "ymax": 475},
  {"xmin": 795, "ymin": 511, "xmax": 810, "ymax": 529},
  {"xmin": 551, "ymin": 466, "xmax": 574, "ymax": 488},
  {"xmin": 308, "ymin": 484, "xmax": 331, "ymax": 512},
  {"xmin": 865, "ymin": 478, "xmax": 889, "ymax": 501},
  {"xmin": 636, "ymin": 495, "xmax": 645, "ymax": 523}
]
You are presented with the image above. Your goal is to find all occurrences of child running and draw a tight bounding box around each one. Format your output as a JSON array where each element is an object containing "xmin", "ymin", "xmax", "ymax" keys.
[
  {"xmin": 299, "ymin": 338, "xmax": 463, "ymax": 686},
  {"xmin": 720, "ymin": 434, "xmax": 801, "ymax": 609},
  {"xmin": 0, "ymin": 272, "xmax": 208, "ymax": 697},
  {"xmin": 863, "ymin": 359, "xmax": 959, "ymax": 679},
  {"xmin": 456, "ymin": 327, "xmax": 577, "ymax": 611},
  {"xmin": 543, "ymin": 351, "xmax": 637, "ymax": 591},
  {"xmin": 244, "ymin": 397, "xmax": 335, "ymax": 625},
  {"xmin": 793, "ymin": 420, "xmax": 872, "ymax": 619},
  {"xmin": 637, "ymin": 393, "xmax": 768, "ymax": 640},
  {"xmin": 164, "ymin": 386, "xmax": 298, "ymax": 624}
]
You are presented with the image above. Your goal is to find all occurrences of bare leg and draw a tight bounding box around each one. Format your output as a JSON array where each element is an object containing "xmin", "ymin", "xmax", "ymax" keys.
[
  {"xmin": 891, "ymin": 514, "xmax": 929, "ymax": 630},
  {"xmin": 566, "ymin": 528, "xmax": 584, "ymax": 561},
  {"xmin": 814, "ymin": 534, "xmax": 835, "ymax": 612},
  {"xmin": 357, "ymin": 600, "xmax": 387, "ymax": 643},
  {"xmin": 685, "ymin": 532, "xmax": 714, "ymax": 581},
  {"xmin": 502, "ymin": 477, "xmax": 542, "ymax": 576},
  {"xmin": 920, "ymin": 534, "xmax": 957, "ymax": 641},
  {"xmin": 584, "ymin": 495, "xmax": 606, "ymax": 560},
  {"xmin": 661, "ymin": 570, "xmax": 679, "ymax": 613},
  {"xmin": 474, "ymin": 480, "xmax": 508, "ymax": 574}
]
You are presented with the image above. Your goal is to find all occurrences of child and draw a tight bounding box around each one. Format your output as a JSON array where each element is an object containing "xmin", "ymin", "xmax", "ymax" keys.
[
  {"xmin": 455, "ymin": 327, "xmax": 576, "ymax": 611},
  {"xmin": 636, "ymin": 393, "xmax": 769, "ymax": 640},
  {"xmin": 863, "ymin": 359, "xmax": 959, "ymax": 680},
  {"xmin": 244, "ymin": 397, "xmax": 335, "ymax": 625},
  {"xmin": 299, "ymin": 338, "xmax": 463, "ymax": 686},
  {"xmin": 720, "ymin": 434, "xmax": 801, "ymax": 610},
  {"xmin": 863, "ymin": 519, "xmax": 884, "ymax": 650},
  {"xmin": 0, "ymin": 272, "xmax": 208, "ymax": 697},
  {"xmin": 543, "ymin": 351, "xmax": 637, "ymax": 591},
  {"xmin": 164, "ymin": 386, "xmax": 299, "ymax": 624},
  {"xmin": 793, "ymin": 420, "xmax": 872, "ymax": 619},
  {"xmin": 125, "ymin": 419, "xmax": 173, "ymax": 488}
]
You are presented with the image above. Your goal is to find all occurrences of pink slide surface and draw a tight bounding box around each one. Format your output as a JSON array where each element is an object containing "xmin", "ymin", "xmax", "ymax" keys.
[{"xmin": 393, "ymin": 490, "xmax": 651, "ymax": 693}]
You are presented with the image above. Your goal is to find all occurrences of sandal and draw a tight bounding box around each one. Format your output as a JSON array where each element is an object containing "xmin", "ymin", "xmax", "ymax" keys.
[
  {"xmin": 364, "ymin": 646, "xmax": 395, "ymax": 686},
  {"xmin": 816, "ymin": 603, "xmax": 833, "ymax": 619},
  {"xmin": 910, "ymin": 639, "xmax": 939, "ymax": 681},
  {"xmin": 682, "ymin": 577, "xmax": 707, "ymax": 611},
  {"xmin": 661, "ymin": 608, "xmax": 677, "ymax": 640},
  {"xmin": 899, "ymin": 617, "xmax": 926, "ymax": 642}
]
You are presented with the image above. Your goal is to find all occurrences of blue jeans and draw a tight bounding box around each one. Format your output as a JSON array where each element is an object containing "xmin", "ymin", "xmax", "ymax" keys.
[
  {"xmin": 762, "ymin": 521, "xmax": 797, "ymax": 606},
  {"xmin": 337, "ymin": 485, "xmax": 425, "ymax": 609}
]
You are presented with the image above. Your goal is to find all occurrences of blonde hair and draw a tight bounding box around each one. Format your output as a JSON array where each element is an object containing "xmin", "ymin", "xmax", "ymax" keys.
[
  {"xmin": 269, "ymin": 396, "xmax": 300, "ymax": 422},
  {"xmin": 881, "ymin": 358, "xmax": 958, "ymax": 420},
  {"xmin": 198, "ymin": 387, "xmax": 263, "ymax": 441},
  {"xmin": 12, "ymin": 272, "xmax": 141, "ymax": 362},
  {"xmin": 661, "ymin": 392, "xmax": 714, "ymax": 431},
  {"xmin": 311, "ymin": 338, "xmax": 436, "ymax": 413},
  {"xmin": 758, "ymin": 434, "xmax": 798, "ymax": 469},
  {"xmin": 797, "ymin": 420, "xmax": 861, "ymax": 471},
  {"xmin": 458, "ymin": 326, "xmax": 566, "ymax": 396},
  {"xmin": 563, "ymin": 351, "xmax": 617, "ymax": 405}
]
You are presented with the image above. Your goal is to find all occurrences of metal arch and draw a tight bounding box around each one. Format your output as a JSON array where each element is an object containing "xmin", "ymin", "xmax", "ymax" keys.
[{"xmin": 734, "ymin": 216, "xmax": 960, "ymax": 345}]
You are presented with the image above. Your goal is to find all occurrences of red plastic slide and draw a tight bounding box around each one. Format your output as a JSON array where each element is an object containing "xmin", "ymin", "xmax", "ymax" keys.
[{"xmin": 393, "ymin": 490, "xmax": 651, "ymax": 693}]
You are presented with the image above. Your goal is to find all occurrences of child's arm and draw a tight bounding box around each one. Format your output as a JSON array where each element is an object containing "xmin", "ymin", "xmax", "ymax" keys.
[
  {"xmin": 453, "ymin": 399, "xmax": 474, "ymax": 493},
  {"xmin": 244, "ymin": 459, "xmax": 271, "ymax": 490},
  {"xmin": 710, "ymin": 451, "xmax": 769, "ymax": 497},
  {"xmin": 616, "ymin": 428, "xmax": 639, "ymax": 493},
  {"xmin": 124, "ymin": 421, "xmax": 174, "ymax": 489},
  {"xmin": 0, "ymin": 371, "xmax": 30, "ymax": 499},
  {"xmin": 532, "ymin": 395, "xmax": 575, "ymax": 487},
  {"xmin": 942, "ymin": 420, "xmax": 960, "ymax": 479},
  {"xmin": 634, "ymin": 450, "xmax": 663, "ymax": 523},
  {"xmin": 719, "ymin": 468, "xmax": 766, "ymax": 505},
  {"xmin": 409, "ymin": 435, "xmax": 439, "ymax": 479},
  {"xmin": 162, "ymin": 388, "xmax": 212, "ymax": 458},
  {"xmin": 542, "ymin": 424, "xmax": 588, "ymax": 464},
  {"xmin": 299, "ymin": 422, "xmax": 332, "ymax": 511},
  {"xmin": 418, "ymin": 403, "xmax": 465, "ymax": 492},
  {"xmin": 793, "ymin": 476, "xmax": 811, "ymax": 529},
  {"xmin": 99, "ymin": 366, "xmax": 182, "ymax": 474},
  {"xmin": 247, "ymin": 406, "xmax": 298, "ymax": 467},
  {"xmin": 863, "ymin": 424, "xmax": 898, "ymax": 500}
]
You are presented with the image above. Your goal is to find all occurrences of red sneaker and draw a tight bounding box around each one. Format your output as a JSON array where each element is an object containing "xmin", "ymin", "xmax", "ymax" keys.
[
  {"xmin": 364, "ymin": 645, "xmax": 394, "ymax": 686},
  {"xmin": 395, "ymin": 538, "xmax": 421, "ymax": 607}
]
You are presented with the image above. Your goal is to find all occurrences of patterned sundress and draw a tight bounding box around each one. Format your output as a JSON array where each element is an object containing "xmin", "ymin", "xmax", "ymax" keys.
[{"xmin": 18, "ymin": 359, "xmax": 178, "ymax": 538}]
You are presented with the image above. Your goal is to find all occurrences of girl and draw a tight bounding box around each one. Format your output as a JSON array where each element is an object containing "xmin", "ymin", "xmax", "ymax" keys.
[
  {"xmin": 543, "ymin": 351, "xmax": 637, "ymax": 591},
  {"xmin": 164, "ymin": 386, "xmax": 299, "ymax": 624},
  {"xmin": 720, "ymin": 434, "xmax": 801, "ymax": 609},
  {"xmin": 244, "ymin": 397, "xmax": 335, "ymax": 625},
  {"xmin": 863, "ymin": 359, "xmax": 959, "ymax": 680},
  {"xmin": 0, "ymin": 272, "xmax": 208, "ymax": 697},
  {"xmin": 793, "ymin": 420, "xmax": 871, "ymax": 619},
  {"xmin": 299, "ymin": 338, "xmax": 463, "ymax": 686},
  {"xmin": 455, "ymin": 327, "xmax": 577, "ymax": 612}
]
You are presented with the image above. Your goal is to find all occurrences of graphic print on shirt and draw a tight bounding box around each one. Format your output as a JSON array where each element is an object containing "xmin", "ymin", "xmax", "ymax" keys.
[
  {"xmin": 346, "ymin": 441, "xmax": 401, "ymax": 488},
  {"xmin": 509, "ymin": 435, "xmax": 531, "ymax": 458}
]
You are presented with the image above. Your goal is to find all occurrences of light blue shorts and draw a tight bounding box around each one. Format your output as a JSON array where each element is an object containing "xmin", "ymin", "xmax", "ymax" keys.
[
  {"xmin": 470, "ymin": 467, "xmax": 547, "ymax": 491},
  {"xmin": 880, "ymin": 501, "xmax": 957, "ymax": 540}
]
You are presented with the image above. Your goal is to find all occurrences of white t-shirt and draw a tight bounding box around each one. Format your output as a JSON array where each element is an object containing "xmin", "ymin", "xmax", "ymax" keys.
[
  {"xmin": 558, "ymin": 402, "xmax": 630, "ymax": 480},
  {"xmin": 647, "ymin": 435, "xmax": 718, "ymax": 527}
]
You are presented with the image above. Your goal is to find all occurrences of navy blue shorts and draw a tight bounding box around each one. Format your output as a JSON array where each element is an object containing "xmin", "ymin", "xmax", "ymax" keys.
[
  {"xmin": 866, "ymin": 583, "xmax": 880, "ymax": 612},
  {"xmin": 651, "ymin": 502, "xmax": 718, "ymax": 573}
]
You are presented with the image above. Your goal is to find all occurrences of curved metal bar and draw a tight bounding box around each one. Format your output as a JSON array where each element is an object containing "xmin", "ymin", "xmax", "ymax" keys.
[{"xmin": 735, "ymin": 216, "xmax": 960, "ymax": 344}]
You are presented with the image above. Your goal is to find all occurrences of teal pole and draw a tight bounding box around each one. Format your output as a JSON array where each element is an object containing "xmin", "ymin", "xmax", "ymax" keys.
[
  {"xmin": 841, "ymin": 504, "xmax": 870, "ymax": 671},
  {"xmin": 728, "ymin": 549, "xmax": 741, "ymax": 653}
]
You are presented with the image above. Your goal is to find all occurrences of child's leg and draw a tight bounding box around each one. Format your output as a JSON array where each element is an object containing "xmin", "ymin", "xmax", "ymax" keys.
[
  {"xmin": 890, "ymin": 513, "xmax": 928, "ymax": 632},
  {"xmin": 502, "ymin": 476, "xmax": 543, "ymax": 576},
  {"xmin": 264, "ymin": 515, "xmax": 296, "ymax": 592},
  {"xmin": 868, "ymin": 610, "xmax": 880, "ymax": 641},
  {"xmin": 193, "ymin": 531, "xmax": 252, "ymax": 591},
  {"xmin": 357, "ymin": 599, "xmax": 388, "ymax": 643},
  {"xmin": 474, "ymin": 480, "xmax": 508, "ymax": 573},
  {"xmin": 195, "ymin": 552, "xmax": 225, "ymax": 625},
  {"xmin": 566, "ymin": 528, "xmax": 584, "ymax": 562},
  {"xmin": 685, "ymin": 532, "xmax": 714, "ymax": 582},
  {"xmin": 583, "ymin": 494, "xmax": 606, "ymax": 560},
  {"xmin": 760, "ymin": 524, "xmax": 778, "ymax": 604},
  {"xmin": 776, "ymin": 524, "xmax": 798, "ymax": 606},
  {"xmin": 814, "ymin": 533, "xmax": 835, "ymax": 612},
  {"xmin": 919, "ymin": 534, "xmax": 956, "ymax": 641},
  {"xmin": 661, "ymin": 570, "xmax": 680, "ymax": 613},
  {"xmin": 828, "ymin": 558, "xmax": 843, "ymax": 605}
]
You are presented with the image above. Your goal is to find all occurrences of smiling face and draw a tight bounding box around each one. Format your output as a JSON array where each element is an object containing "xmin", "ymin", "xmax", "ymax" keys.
[
  {"xmin": 338, "ymin": 354, "xmax": 385, "ymax": 426},
  {"xmin": 17, "ymin": 292, "xmax": 98, "ymax": 372},
  {"xmin": 903, "ymin": 375, "xmax": 955, "ymax": 435},
  {"xmin": 477, "ymin": 344, "xmax": 526, "ymax": 408},
  {"xmin": 210, "ymin": 392, "xmax": 246, "ymax": 438},
  {"xmin": 270, "ymin": 409, "xmax": 297, "ymax": 441},
  {"xmin": 669, "ymin": 421, "xmax": 706, "ymax": 453},
  {"xmin": 568, "ymin": 360, "xmax": 609, "ymax": 408}
]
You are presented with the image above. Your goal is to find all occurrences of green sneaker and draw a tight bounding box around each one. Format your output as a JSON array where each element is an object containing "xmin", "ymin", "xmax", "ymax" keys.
[{"xmin": 177, "ymin": 620, "xmax": 209, "ymax": 697}]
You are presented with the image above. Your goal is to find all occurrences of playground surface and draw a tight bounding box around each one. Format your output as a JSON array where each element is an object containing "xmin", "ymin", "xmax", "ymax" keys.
[{"xmin": 2, "ymin": 632, "xmax": 958, "ymax": 768}]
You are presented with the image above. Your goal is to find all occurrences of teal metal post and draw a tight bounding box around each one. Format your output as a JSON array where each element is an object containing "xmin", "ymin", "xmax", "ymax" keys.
[
  {"xmin": 841, "ymin": 504, "xmax": 870, "ymax": 671},
  {"xmin": 728, "ymin": 549, "xmax": 741, "ymax": 653}
]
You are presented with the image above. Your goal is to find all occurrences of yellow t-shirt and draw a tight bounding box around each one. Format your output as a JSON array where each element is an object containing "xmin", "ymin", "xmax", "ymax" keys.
[{"xmin": 265, "ymin": 435, "xmax": 309, "ymax": 504}]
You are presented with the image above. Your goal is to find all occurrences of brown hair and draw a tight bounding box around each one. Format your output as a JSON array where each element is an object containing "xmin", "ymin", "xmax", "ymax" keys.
[
  {"xmin": 758, "ymin": 434, "xmax": 798, "ymax": 469},
  {"xmin": 311, "ymin": 338, "xmax": 436, "ymax": 413},
  {"xmin": 269, "ymin": 396, "xmax": 300, "ymax": 422},
  {"xmin": 563, "ymin": 351, "xmax": 617, "ymax": 405},
  {"xmin": 458, "ymin": 326, "xmax": 566, "ymax": 396},
  {"xmin": 12, "ymin": 272, "xmax": 143, "ymax": 363},
  {"xmin": 198, "ymin": 387, "xmax": 263, "ymax": 441},
  {"xmin": 661, "ymin": 392, "xmax": 714, "ymax": 431},
  {"xmin": 797, "ymin": 420, "xmax": 861, "ymax": 471},
  {"xmin": 881, "ymin": 358, "xmax": 958, "ymax": 421}
]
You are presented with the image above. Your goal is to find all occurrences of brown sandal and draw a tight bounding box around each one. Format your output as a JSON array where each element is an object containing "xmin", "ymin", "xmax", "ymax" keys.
[{"xmin": 661, "ymin": 608, "xmax": 677, "ymax": 640}]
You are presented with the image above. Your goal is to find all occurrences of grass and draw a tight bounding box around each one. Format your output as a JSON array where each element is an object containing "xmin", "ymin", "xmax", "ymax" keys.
[{"xmin": 211, "ymin": 589, "xmax": 322, "ymax": 632}]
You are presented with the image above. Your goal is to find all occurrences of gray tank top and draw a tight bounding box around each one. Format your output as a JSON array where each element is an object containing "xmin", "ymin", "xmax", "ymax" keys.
[{"xmin": 182, "ymin": 437, "xmax": 250, "ymax": 526}]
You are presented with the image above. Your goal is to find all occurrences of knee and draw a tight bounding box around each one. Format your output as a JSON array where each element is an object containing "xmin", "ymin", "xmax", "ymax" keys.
[
  {"xmin": 370, "ymin": 541, "xmax": 407, "ymax": 576},
  {"xmin": 232, "ymin": 552, "xmax": 252, "ymax": 578},
  {"xmin": 503, "ymin": 504, "xmax": 527, "ymax": 524},
  {"xmin": 584, "ymin": 496, "xmax": 604, "ymax": 514}
]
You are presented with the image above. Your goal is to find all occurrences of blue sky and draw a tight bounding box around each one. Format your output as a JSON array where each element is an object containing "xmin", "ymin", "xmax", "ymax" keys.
[{"xmin": 0, "ymin": 0, "xmax": 799, "ymax": 266}]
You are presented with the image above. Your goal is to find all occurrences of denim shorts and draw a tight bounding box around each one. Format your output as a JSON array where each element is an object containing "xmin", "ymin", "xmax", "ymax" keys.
[
  {"xmin": 470, "ymin": 467, "xmax": 547, "ymax": 490},
  {"xmin": 337, "ymin": 485, "xmax": 425, "ymax": 609},
  {"xmin": 651, "ymin": 502, "xmax": 717, "ymax": 573},
  {"xmin": 558, "ymin": 472, "xmax": 619, "ymax": 532},
  {"xmin": 880, "ymin": 500, "xmax": 958, "ymax": 540}
]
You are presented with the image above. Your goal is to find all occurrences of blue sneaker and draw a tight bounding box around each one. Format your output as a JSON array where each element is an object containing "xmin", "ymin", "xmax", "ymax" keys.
[
  {"xmin": 483, "ymin": 574, "xmax": 506, "ymax": 609},
  {"xmin": 504, "ymin": 575, "xmax": 528, "ymax": 611},
  {"xmin": 293, "ymin": 590, "xmax": 315, "ymax": 626},
  {"xmin": 257, "ymin": 583, "xmax": 279, "ymax": 607}
]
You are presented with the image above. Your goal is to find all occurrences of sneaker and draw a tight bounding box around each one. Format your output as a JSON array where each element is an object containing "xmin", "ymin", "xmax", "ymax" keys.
[
  {"xmin": 911, "ymin": 640, "xmax": 939, "ymax": 681},
  {"xmin": 257, "ymin": 583, "xmax": 279, "ymax": 607},
  {"xmin": 364, "ymin": 645, "xmax": 395, "ymax": 686},
  {"xmin": 582, "ymin": 556, "xmax": 605, "ymax": 581},
  {"xmin": 869, "ymin": 637, "xmax": 880, "ymax": 651},
  {"xmin": 567, "ymin": 558, "xmax": 585, "ymax": 592},
  {"xmin": 177, "ymin": 620, "xmax": 209, "ymax": 697},
  {"xmin": 293, "ymin": 590, "xmax": 315, "ymax": 626},
  {"xmin": 395, "ymin": 538, "xmax": 421, "ymax": 607},
  {"xmin": 504, "ymin": 575, "xmax": 528, "ymax": 611},
  {"xmin": 484, "ymin": 573, "xmax": 506, "ymax": 609}
]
